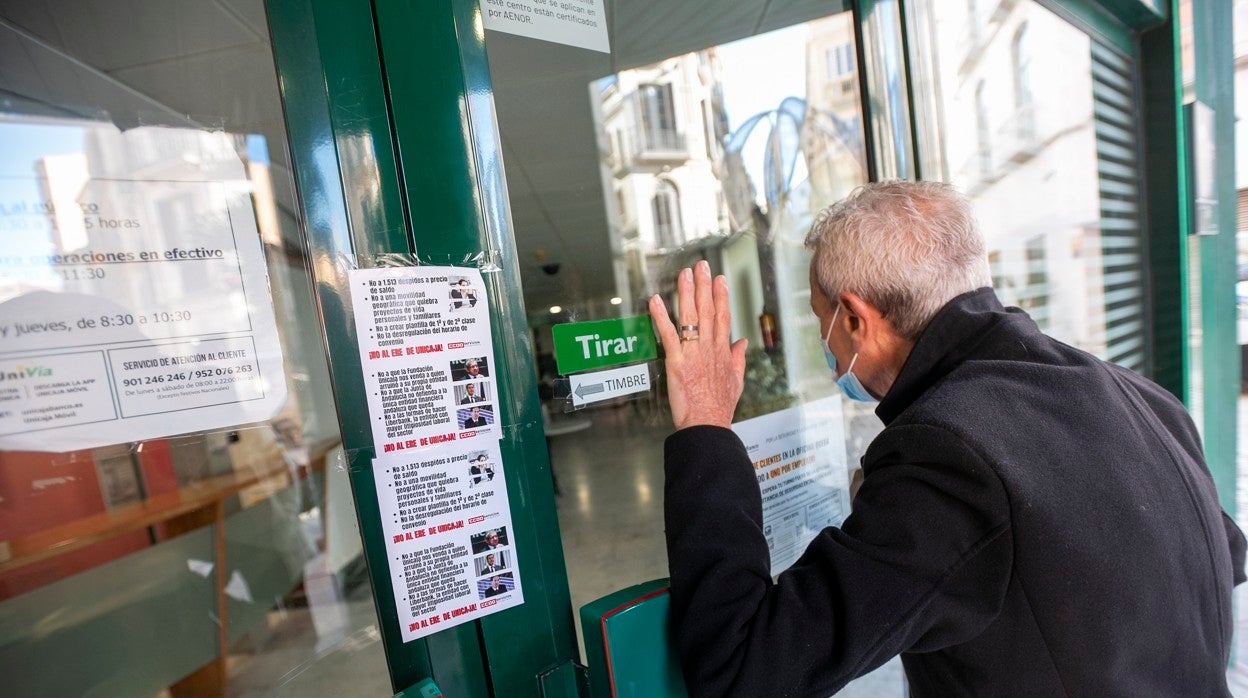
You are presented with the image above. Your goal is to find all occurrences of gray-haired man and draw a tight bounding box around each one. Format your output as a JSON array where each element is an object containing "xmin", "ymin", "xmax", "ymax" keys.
[{"xmin": 650, "ymin": 180, "xmax": 1246, "ymax": 696}]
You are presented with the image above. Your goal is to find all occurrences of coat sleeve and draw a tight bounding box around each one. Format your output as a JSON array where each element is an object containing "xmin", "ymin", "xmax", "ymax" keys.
[
  {"xmin": 1222, "ymin": 512, "xmax": 1247, "ymax": 586},
  {"xmin": 664, "ymin": 424, "xmax": 1013, "ymax": 698}
]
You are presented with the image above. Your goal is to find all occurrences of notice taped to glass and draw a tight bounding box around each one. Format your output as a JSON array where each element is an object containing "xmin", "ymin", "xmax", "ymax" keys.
[
  {"xmin": 373, "ymin": 441, "xmax": 523, "ymax": 641},
  {"xmin": 349, "ymin": 266, "xmax": 501, "ymax": 453},
  {"xmin": 0, "ymin": 119, "xmax": 287, "ymax": 451},
  {"xmin": 732, "ymin": 396, "xmax": 851, "ymax": 574}
]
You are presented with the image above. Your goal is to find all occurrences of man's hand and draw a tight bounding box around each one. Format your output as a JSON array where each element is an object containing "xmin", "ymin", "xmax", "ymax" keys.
[{"xmin": 648, "ymin": 260, "xmax": 748, "ymax": 430}]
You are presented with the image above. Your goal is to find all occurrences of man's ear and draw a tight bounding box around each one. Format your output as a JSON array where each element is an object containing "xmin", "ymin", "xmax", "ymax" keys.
[{"xmin": 837, "ymin": 292, "xmax": 884, "ymax": 344}]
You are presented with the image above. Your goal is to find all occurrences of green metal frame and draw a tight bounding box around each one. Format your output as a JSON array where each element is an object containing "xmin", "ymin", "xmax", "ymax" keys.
[
  {"xmin": 269, "ymin": 0, "xmax": 581, "ymax": 694},
  {"xmin": 1177, "ymin": 0, "xmax": 1239, "ymax": 511}
]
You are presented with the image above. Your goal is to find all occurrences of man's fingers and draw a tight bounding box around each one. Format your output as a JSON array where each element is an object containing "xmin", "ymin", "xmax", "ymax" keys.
[
  {"xmin": 694, "ymin": 260, "xmax": 715, "ymax": 338},
  {"xmin": 714, "ymin": 275, "xmax": 732, "ymax": 345},
  {"xmin": 677, "ymin": 266, "xmax": 697, "ymax": 333},
  {"xmin": 649, "ymin": 294, "xmax": 681, "ymax": 351}
]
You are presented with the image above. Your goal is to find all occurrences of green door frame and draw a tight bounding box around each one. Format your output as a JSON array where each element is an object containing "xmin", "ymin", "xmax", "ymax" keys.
[
  {"xmin": 268, "ymin": 0, "xmax": 580, "ymax": 695},
  {"xmin": 267, "ymin": 0, "xmax": 1238, "ymax": 694}
]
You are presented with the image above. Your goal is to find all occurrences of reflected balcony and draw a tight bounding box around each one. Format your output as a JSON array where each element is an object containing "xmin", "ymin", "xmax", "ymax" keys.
[
  {"xmin": 956, "ymin": 145, "xmax": 995, "ymax": 191},
  {"xmin": 631, "ymin": 128, "xmax": 688, "ymax": 164},
  {"xmin": 994, "ymin": 102, "xmax": 1040, "ymax": 165},
  {"xmin": 986, "ymin": 0, "xmax": 1021, "ymax": 24}
]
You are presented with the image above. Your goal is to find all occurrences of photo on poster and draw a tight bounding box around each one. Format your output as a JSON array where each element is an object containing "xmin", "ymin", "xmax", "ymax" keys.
[
  {"xmin": 475, "ymin": 550, "xmax": 509, "ymax": 576},
  {"xmin": 458, "ymin": 405, "xmax": 494, "ymax": 430},
  {"xmin": 471, "ymin": 526, "xmax": 509, "ymax": 554},
  {"xmin": 466, "ymin": 450, "xmax": 496, "ymax": 487},
  {"xmin": 450, "ymin": 356, "xmax": 489, "ymax": 381},
  {"xmin": 478, "ymin": 572, "xmax": 515, "ymax": 599},
  {"xmin": 455, "ymin": 381, "xmax": 490, "ymax": 404},
  {"xmin": 448, "ymin": 276, "xmax": 479, "ymax": 311}
]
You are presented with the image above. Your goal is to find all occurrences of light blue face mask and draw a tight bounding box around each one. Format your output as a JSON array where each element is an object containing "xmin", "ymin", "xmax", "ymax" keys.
[{"xmin": 822, "ymin": 303, "xmax": 878, "ymax": 403}]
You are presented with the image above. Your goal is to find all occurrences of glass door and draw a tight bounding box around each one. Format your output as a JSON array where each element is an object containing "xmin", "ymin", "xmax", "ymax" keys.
[{"xmin": 482, "ymin": 1, "xmax": 905, "ymax": 693}]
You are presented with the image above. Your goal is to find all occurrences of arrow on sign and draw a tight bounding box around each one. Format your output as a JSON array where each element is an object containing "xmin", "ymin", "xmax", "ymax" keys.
[{"xmin": 574, "ymin": 382, "xmax": 605, "ymax": 398}]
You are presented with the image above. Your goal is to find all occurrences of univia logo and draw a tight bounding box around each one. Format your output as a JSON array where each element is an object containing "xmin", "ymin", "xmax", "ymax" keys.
[{"xmin": 0, "ymin": 365, "xmax": 52, "ymax": 381}]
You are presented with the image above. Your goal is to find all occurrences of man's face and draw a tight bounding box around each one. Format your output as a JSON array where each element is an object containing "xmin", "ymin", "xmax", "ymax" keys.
[
  {"xmin": 466, "ymin": 361, "xmax": 480, "ymax": 376},
  {"xmin": 486, "ymin": 554, "xmax": 495, "ymax": 565},
  {"xmin": 490, "ymin": 576, "xmax": 501, "ymax": 589},
  {"xmin": 465, "ymin": 383, "xmax": 476, "ymax": 396},
  {"xmin": 487, "ymin": 532, "xmax": 499, "ymax": 546},
  {"xmin": 809, "ymin": 265, "xmax": 846, "ymax": 372},
  {"xmin": 471, "ymin": 407, "xmax": 481, "ymax": 419}
]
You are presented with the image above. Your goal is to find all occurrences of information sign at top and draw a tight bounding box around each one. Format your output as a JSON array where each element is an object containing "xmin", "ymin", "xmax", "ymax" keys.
[{"xmin": 480, "ymin": 0, "xmax": 610, "ymax": 53}]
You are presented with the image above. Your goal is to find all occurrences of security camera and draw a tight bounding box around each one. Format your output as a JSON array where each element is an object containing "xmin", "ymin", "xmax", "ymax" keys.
[{"xmin": 541, "ymin": 263, "xmax": 561, "ymax": 276}]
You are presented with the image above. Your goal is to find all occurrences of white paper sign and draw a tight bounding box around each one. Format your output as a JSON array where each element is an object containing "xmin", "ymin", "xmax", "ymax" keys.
[
  {"xmin": 373, "ymin": 441, "xmax": 523, "ymax": 642},
  {"xmin": 0, "ymin": 120, "xmax": 287, "ymax": 451},
  {"xmin": 732, "ymin": 396, "xmax": 851, "ymax": 574},
  {"xmin": 349, "ymin": 266, "xmax": 501, "ymax": 455},
  {"xmin": 481, "ymin": 0, "xmax": 610, "ymax": 53},
  {"xmin": 568, "ymin": 363, "xmax": 651, "ymax": 407},
  {"xmin": 349, "ymin": 265, "xmax": 523, "ymax": 640}
]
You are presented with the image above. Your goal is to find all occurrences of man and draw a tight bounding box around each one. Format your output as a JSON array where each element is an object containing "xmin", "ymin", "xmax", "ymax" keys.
[
  {"xmin": 484, "ymin": 530, "xmax": 502, "ymax": 550},
  {"xmin": 648, "ymin": 181, "xmax": 1246, "ymax": 696},
  {"xmin": 461, "ymin": 382, "xmax": 486, "ymax": 404},
  {"xmin": 484, "ymin": 575, "xmax": 506, "ymax": 598},
  {"xmin": 463, "ymin": 406, "xmax": 488, "ymax": 429},
  {"xmin": 451, "ymin": 278, "xmax": 477, "ymax": 309},
  {"xmin": 481, "ymin": 553, "xmax": 503, "ymax": 574}
]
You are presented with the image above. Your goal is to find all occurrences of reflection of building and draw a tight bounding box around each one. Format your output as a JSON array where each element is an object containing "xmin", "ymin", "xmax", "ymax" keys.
[
  {"xmin": 591, "ymin": 20, "xmax": 870, "ymax": 404},
  {"xmin": 934, "ymin": 2, "xmax": 1124, "ymax": 364},
  {"xmin": 594, "ymin": 52, "xmax": 731, "ymax": 305},
  {"xmin": 804, "ymin": 14, "xmax": 866, "ymax": 208}
]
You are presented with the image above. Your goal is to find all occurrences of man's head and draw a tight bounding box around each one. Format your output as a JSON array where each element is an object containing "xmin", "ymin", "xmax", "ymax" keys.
[
  {"xmin": 806, "ymin": 181, "xmax": 990, "ymax": 340},
  {"xmin": 485, "ymin": 553, "xmax": 495, "ymax": 565},
  {"xmin": 470, "ymin": 406, "xmax": 481, "ymax": 420},
  {"xmin": 466, "ymin": 359, "xmax": 480, "ymax": 376},
  {"xmin": 486, "ymin": 530, "xmax": 499, "ymax": 546},
  {"xmin": 807, "ymin": 181, "xmax": 990, "ymax": 398},
  {"xmin": 465, "ymin": 383, "xmax": 476, "ymax": 396},
  {"xmin": 490, "ymin": 575, "xmax": 501, "ymax": 588}
]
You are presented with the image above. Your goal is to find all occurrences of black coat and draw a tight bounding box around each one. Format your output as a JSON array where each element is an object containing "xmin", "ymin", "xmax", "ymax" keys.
[{"xmin": 664, "ymin": 288, "xmax": 1246, "ymax": 697}]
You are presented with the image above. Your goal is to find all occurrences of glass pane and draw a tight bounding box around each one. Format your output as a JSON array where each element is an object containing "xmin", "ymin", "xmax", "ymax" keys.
[
  {"xmin": 486, "ymin": 2, "xmax": 902, "ymax": 693},
  {"xmin": 908, "ymin": 0, "xmax": 1149, "ymax": 373},
  {"xmin": 0, "ymin": 3, "xmax": 385, "ymax": 695},
  {"xmin": 1228, "ymin": 0, "xmax": 1248, "ymax": 690}
]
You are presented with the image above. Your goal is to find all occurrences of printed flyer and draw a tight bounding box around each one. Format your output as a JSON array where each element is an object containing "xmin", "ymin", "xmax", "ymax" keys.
[
  {"xmin": 373, "ymin": 441, "xmax": 523, "ymax": 641},
  {"xmin": 348, "ymin": 266, "xmax": 500, "ymax": 454},
  {"xmin": 732, "ymin": 396, "xmax": 851, "ymax": 575},
  {"xmin": 349, "ymin": 265, "xmax": 522, "ymax": 641},
  {"xmin": 0, "ymin": 120, "xmax": 287, "ymax": 451}
]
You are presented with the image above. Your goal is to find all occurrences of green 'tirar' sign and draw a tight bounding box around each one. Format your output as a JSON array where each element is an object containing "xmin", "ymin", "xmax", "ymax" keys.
[{"xmin": 551, "ymin": 315, "xmax": 657, "ymax": 375}]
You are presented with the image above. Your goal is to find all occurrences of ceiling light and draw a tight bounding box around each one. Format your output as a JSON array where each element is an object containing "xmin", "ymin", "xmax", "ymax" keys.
[
  {"xmin": 610, "ymin": 297, "xmax": 623, "ymax": 305},
  {"xmin": 549, "ymin": 305, "xmax": 562, "ymax": 314}
]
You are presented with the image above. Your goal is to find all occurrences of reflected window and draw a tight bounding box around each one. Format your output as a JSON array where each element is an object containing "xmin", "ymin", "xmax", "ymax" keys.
[
  {"xmin": 1012, "ymin": 23, "xmax": 1035, "ymax": 140},
  {"xmin": 908, "ymin": 0, "xmax": 1150, "ymax": 372},
  {"xmin": 638, "ymin": 83, "xmax": 680, "ymax": 151},
  {"xmin": 651, "ymin": 179, "xmax": 683, "ymax": 248},
  {"xmin": 975, "ymin": 80, "xmax": 991, "ymax": 176}
]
